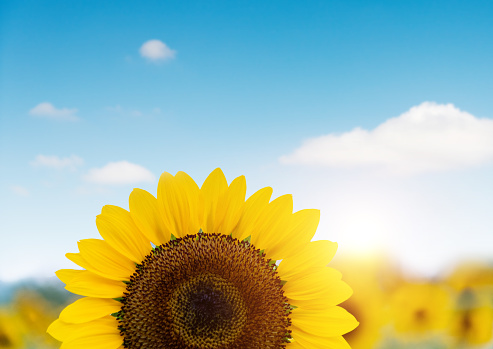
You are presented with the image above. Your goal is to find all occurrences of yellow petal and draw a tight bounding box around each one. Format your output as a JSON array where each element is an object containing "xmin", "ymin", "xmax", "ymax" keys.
[
  {"xmin": 61, "ymin": 333, "xmax": 123, "ymax": 349},
  {"xmin": 199, "ymin": 168, "xmax": 228, "ymax": 234},
  {"xmin": 215, "ymin": 175, "xmax": 246, "ymax": 236},
  {"xmin": 175, "ymin": 171, "xmax": 201, "ymax": 235},
  {"xmin": 157, "ymin": 172, "xmax": 200, "ymax": 238},
  {"xmin": 66, "ymin": 253, "xmax": 91, "ymax": 270},
  {"xmin": 47, "ymin": 319, "xmax": 66, "ymax": 341},
  {"xmin": 284, "ymin": 267, "xmax": 352, "ymax": 306},
  {"xmin": 60, "ymin": 297, "xmax": 122, "ymax": 324},
  {"xmin": 129, "ymin": 188, "xmax": 170, "ymax": 245},
  {"xmin": 266, "ymin": 209, "xmax": 320, "ymax": 259},
  {"xmin": 96, "ymin": 205, "xmax": 151, "ymax": 263},
  {"xmin": 250, "ymin": 194, "xmax": 293, "ymax": 259},
  {"xmin": 48, "ymin": 316, "xmax": 119, "ymax": 342},
  {"xmin": 64, "ymin": 270, "xmax": 126, "ymax": 298},
  {"xmin": 285, "ymin": 340, "xmax": 304, "ymax": 349},
  {"xmin": 77, "ymin": 239, "xmax": 135, "ymax": 281},
  {"xmin": 291, "ymin": 329, "xmax": 351, "ymax": 349},
  {"xmin": 291, "ymin": 306, "xmax": 359, "ymax": 337},
  {"xmin": 56, "ymin": 269, "xmax": 85, "ymax": 284},
  {"xmin": 277, "ymin": 240, "xmax": 338, "ymax": 281},
  {"xmin": 232, "ymin": 186, "xmax": 273, "ymax": 241}
]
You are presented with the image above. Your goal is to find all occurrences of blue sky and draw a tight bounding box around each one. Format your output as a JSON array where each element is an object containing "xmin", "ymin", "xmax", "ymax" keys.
[{"xmin": 1, "ymin": 0, "xmax": 493, "ymax": 281}]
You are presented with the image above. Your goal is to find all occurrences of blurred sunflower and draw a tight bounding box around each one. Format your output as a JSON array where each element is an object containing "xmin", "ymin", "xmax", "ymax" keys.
[
  {"xmin": 14, "ymin": 290, "xmax": 62, "ymax": 347},
  {"xmin": 449, "ymin": 288, "xmax": 493, "ymax": 346},
  {"xmin": 446, "ymin": 262, "xmax": 493, "ymax": 292},
  {"xmin": 0, "ymin": 309, "xmax": 23, "ymax": 349},
  {"xmin": 390, "ymin": 282, "xmax": 452, "ymax": 336},
  {"xmin": 48, "ymin": 169, "xmax": 358, "ymax": 349},
  {"xmin": 332, "ymin": 255, "xmax": 391, "ymax": 349}
]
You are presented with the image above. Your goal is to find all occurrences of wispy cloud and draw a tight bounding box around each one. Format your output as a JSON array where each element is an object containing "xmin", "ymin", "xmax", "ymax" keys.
[
  {"xmin": 139, "ymin": 39, "xmax": 176, "ymax": 62},
  {"xmin": 10, "ymin": 185, "xmax": 29, "ymax": 197},
  {"xmin": 280, "ymin": 102, "xmax": 493, "ymax": 175},
  {"xmin": 84, "ymin": 161, "xmax": 155, "ymax": 185},
  {"xmin": 29, "ymin": 102, "xmax": 79, "ymax": 121},
  {"xmin": 31, "ymin": 155, "xmax": 84, "ymax": 171}
]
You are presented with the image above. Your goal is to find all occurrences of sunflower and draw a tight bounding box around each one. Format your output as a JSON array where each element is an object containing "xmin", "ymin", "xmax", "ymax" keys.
[
  {"xmin": 448, "ymin": 287, "xmax": 493, "ymax": 346},
  {"xmin": 13, "ymin": 290, "xmax": 62, "ymax": 348},
  {"xmin": 332, "ymin": 255, "xmax": 391, "ymax": 349},
  {"xmin": 446, "ymin": 263, "xmax": 493, "ymax": 346},
  {"xmin": 48, "ymin": 169, "xmax": 358, "ymax": 349},
  {"xmin": 0, "ymin": 309, "xmax": 23, "ymax": 349},
  {"xmin": 389, "ymin": 282, "xmax": 452, "ymax": 336},
  {"xmin": 446, "ymin": 262, "xmax": 493, "ymax": 292}
]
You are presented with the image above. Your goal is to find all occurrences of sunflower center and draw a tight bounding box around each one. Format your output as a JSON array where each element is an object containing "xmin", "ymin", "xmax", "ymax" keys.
[
  {"xmin": 0, "ymin": 332, "xmax": 12, "ymax": 347},
  {"xmin": 118, "ymin": 233, "xmax": 291, "ymax": 349},
  {"xmin": 460, "ymin": 310, "xmax": 473, "ymax": 333},
  {"xmin": 169, "ymin": 274, "xmax": 246, "ymax": 347},
  {"xmin": 414, "ymin": 309, "xmax": 428, "ymax": 322}
]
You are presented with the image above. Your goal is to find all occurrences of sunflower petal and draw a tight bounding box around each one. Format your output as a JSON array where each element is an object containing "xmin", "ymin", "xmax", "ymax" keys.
[
  {"xmin": 157, "ymin": 172, "xmax": 200, "ymax": 238},
  {"xmin": 284, "ymin": 267, "xmax": 352, "ymax": 306},
  {"xmin": 291, "ymin": 329, "xmax": 351, "ymax": 349},
  {"xmin": 216, "ymin": 175, "xmax": 246, "ymax": 236},
  {"xmin": 64, "ymin": 270, "xmax": 126, "ymax": 298},
  {"xmin": 129, "ymin": 188, "xmax": 170, "ymax": 245},
  {"xmin": 56, "ymin": 269, "xmax": 85, "ymax": 284},
  {"xmin": 65, "ymin": 253, "xmax": 91, "ymax": 270},
  {"xmin": 277, "ymin": 240, "xmax": 338, "ymax": 281},
  {"xmin": 266, "ymin": 209, "xmax": 320, "ymax": 259},
  {"xmin": 61, "ymin": 333, "xmax": 122, "ymax": 349},
  {"xmin": 250, "ymin": 194, "xmax": 293, "ymax": 259},
  {"xmin": 96, "ymin": 206, "xmax": 151, "ymax": 263},
  {"xmin": 175, "ymin": 171, "xmax": 201, "ymax": 235},
  {"xmin": 77, "ymin": 239, "xmax": 135, "ymax": 281},
  {"xmin": 199, "ymin": 168, "xmax": 228, "ymax": 233},
  {"xmin": 60, "ymin": 297, "xmax": 122, "ymax": 324},
  {"xmin": 285, "ymin": 340, "xmax": 304, "ymax": 348},
  {"xmin": 232, "ymin": 186, "xmax": 273, "ymax": 241},
  {"xmin": 48, "ymin": 316, "xmax": 119, "ymax": 342},
  {"xmin": 291, "ymin": 306, "xmax": 359, "ymax": 337},
  {"xmin": 47, "ymin": 319, "xmax": 66, "ymax": 341}
]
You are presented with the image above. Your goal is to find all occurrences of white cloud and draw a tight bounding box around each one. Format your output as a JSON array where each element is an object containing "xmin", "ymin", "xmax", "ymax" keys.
[
  {"xmin": 139, "ymin": 40, "xmax": 176, "ymax": 61},
  {"xmin": 84, "ymin": 161, "xmax": 155, "ymax": 185},
  {"xmin": 280, "ymin": 102, "xmax": 493, "ymax": 175},
  {"xmin": 29, "ymin": 102, "xmax": 79, "ymax": 121},
  {"xmin": 31, "ymin": 155, "xmax": 84, "ymax": 171},
  {"xmin": 10, "ymin": 185, "xmax": 29, "ymax": 197}
]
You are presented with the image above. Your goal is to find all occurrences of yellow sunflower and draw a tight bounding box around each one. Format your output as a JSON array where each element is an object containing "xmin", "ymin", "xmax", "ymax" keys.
[
  {"xmin": 446, "ymin": 262, "xmax": 493, "ymax": 292},
  {"xmin": 13, "ymin": 290, "xmax": 62, "ymax": 348},
  {"xmin": 332, "ymin": 254, "xmax": 391, "ymax": 349},
  {"xmin": 390, "ymin": 282, "xmax": 452, "ymax": 336},
  {"xmin": 445, "ymin": 262, "xmax": 493, "ymax": 346},
  {"xmin": 48, "ymin": 169, "xmax": 358, "ymax": 349},
  {"xmin": 449, "ymin": 288, "xmax": 493, "ymax": 346},
  {"xmin": 0, "ymin": 309, "xmax": 23, "ymax": 349}
]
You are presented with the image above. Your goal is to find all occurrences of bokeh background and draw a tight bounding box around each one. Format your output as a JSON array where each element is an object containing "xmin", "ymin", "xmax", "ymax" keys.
[{"xmin": 1, "ymin": 1, "xmax": 493, "ymax": 348}]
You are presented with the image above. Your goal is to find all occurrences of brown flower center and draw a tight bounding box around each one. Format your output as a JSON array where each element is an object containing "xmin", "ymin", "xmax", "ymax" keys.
[
  {"xmin": 118, "ymin": 233, "xmax": 291, "ymax": 349},
  {"xmin": 0, "ymin": 332, "xmax": 12, "ymax": 348}
]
